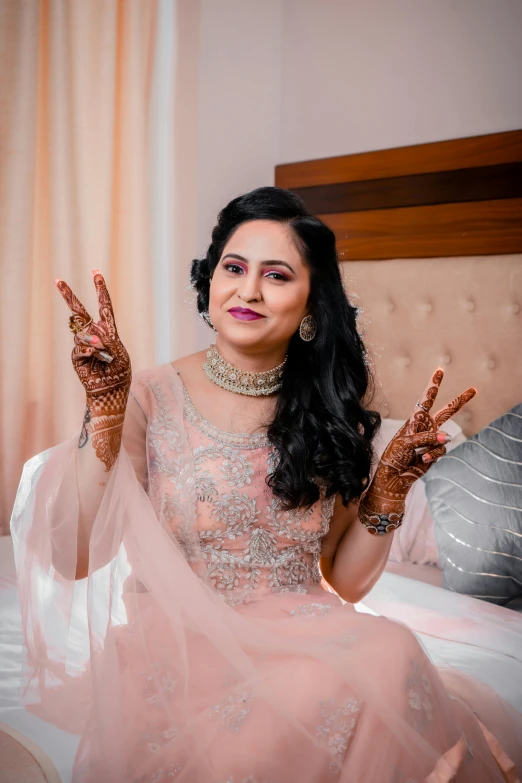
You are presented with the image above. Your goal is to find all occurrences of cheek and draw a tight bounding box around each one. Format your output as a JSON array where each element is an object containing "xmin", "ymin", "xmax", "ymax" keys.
[
  {"xmin": 268, "ymin": 286, "xmax": 308, "ymax": 317},
  {"xmin": 209, "ymin": 278, "xmax": 232, "ymax": 303}
]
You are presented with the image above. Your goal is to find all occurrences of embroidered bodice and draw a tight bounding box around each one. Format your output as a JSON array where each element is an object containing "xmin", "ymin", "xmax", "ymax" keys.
[
  {"xmin": 182, "ymin": 385, "xmax": 336, "ymax": 604},
  {"xmin": 132, "ymin": 365, "xmax": 335, "ymax": 604}
]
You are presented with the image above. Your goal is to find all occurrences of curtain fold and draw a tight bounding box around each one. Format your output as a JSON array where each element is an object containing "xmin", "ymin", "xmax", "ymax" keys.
[{"xmin": 0, "ymin": 0, "xmax": 197, "ymax": 534}]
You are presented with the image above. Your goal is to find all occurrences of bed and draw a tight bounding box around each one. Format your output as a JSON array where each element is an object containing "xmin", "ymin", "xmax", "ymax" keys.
[{"xmin": 1, "ymin": 130, "xmax": 521, "ymax": 781}]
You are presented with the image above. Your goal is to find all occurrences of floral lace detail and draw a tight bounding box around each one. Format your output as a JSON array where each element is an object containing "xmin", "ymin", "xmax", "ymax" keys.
[
  {"xmin": 209, "ymin": 690, "xmax": 254, "ymax": 734},
  {"xmin": 182, "ymin": 384, "xmax": 270, "ymax": 449},
  {"xmin": 391, "ymin": 769, "xmax": 419, "ymax": 783},
  {"xmin": 406, "ymin": 660, "xmax": 433, "ymax": 730},
  {"xmin": 289, "ymin": 602, "xmax": 334, "ymax": 616},
  {"xmin": 141, "ymin": 659, "xmax": 178, "ymax": 706},
  {"xmin": 211, "ymin": 493, "xmax": 261, "ymax": 534},
  {"xmin": 195, "ymin": 444, "xmax": 255, "ymax": 489},
  {"xmin": 315, "ymin": 696, "xmax": 361, "ymax": 775},
  {"xmin": 138, "ymin": 765, "xmax": 182, "ymax": 783},
  {"xmin": 219, "ymin": 777, "xmax": 276, "ymax": 783}
]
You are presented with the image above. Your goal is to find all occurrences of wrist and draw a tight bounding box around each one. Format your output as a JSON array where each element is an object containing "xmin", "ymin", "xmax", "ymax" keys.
[
  {"xmin": 358, "ymin": 488, "xmax": 406, "ymax": 536},
  {"xmin": 86, "ymin": 385, "xmax": 129, "ymax": 421}
]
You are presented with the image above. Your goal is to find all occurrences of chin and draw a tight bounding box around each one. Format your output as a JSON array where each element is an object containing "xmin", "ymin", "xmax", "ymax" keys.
[{"xmin": 219, "ymin": 329, "xmax": 293, "ymax": 357}]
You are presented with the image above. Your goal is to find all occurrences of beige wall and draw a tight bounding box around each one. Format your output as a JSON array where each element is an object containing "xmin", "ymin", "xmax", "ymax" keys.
[{"xmin": 280, "ymin": 0, "xmax": 522, "ymax": 162}]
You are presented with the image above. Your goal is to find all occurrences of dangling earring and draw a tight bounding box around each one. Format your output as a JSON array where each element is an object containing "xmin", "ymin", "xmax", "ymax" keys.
[
  {"xmin": 200, "ymin": 311, "xmax": 217, "ymax": 332},
  {"xmin": 299, "ymin": 314, "xmax": 317, "ymax": 342}
]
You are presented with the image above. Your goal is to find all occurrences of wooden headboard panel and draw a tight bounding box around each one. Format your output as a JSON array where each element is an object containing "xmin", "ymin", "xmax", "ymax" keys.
[
  {"xmin": 275, "ymin": 131, "xmax": 522, "ymax": 435},
  {"xmin": 275, "ymin": 130, "xmax": 522, "ymax": 260}
]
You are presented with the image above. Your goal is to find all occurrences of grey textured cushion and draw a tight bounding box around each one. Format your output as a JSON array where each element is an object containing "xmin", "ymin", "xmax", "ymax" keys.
[{"xmin": 424, "ymin": 403, "xmax": 522, "ymax": 607}]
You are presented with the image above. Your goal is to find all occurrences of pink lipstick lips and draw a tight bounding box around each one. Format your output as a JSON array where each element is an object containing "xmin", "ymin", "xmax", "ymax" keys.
[{"xmin": 228, "ymin": 307, "xmax": 265, "ymax": 321}]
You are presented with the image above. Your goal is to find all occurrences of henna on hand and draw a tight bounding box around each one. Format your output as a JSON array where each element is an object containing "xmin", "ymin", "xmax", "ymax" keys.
[
  {"xmin": 55, "ymin": 270, "xmax": 132, "ymax": 471},
  {"xmin": 359, "ymin": 367, "xmax": 477, "ymax": 531}
]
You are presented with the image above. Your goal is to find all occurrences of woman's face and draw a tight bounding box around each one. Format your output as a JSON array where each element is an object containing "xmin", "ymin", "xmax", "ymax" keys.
[{"xmin": 208, "ymin": 220, "xmax": 311, "ymax": 356}]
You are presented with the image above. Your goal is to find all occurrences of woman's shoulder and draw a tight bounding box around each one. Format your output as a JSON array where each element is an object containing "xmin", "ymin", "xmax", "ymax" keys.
[
  {"xmin": 129, "ymin": 351, "xmax": 207, "ymax": 418},
  {"xmin": 131, "ymin": 350, "xmax": 207, "ymax": 389},
  {"xmin": 129, "ymin": 362, "xmax": 182, "ymax": 418}
]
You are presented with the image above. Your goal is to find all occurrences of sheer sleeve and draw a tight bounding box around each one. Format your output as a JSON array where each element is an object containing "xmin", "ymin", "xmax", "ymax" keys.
[
  {"xmin": 122, "ymin": 390, "xmax": 148, "ymax": 490},
  {"xmin": 9, "ymin": 373, "xmax": 152, "ymax": 733}
]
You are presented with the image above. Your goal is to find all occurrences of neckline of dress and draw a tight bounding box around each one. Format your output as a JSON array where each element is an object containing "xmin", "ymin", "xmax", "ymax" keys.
[{"xmin": 168, "ymin": 363, "xmax": 271, "ymax": 448}]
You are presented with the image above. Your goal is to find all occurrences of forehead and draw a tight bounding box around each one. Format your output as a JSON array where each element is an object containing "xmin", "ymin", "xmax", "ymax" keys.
[{"xmin": 222, "ymin": 220, "xmax": 306, "ymax": 267}]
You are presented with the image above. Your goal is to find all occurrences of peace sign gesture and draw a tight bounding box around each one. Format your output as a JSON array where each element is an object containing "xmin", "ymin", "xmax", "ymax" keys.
[
  {"xmin": 54, "ymin": 270, "xmax": 131, "ymax": 470},
  {"xmin": 359, "ymin": 368, "xmax": 476, "ymax": 535}
]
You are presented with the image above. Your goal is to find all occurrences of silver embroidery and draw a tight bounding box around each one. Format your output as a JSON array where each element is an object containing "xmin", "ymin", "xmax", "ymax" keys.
[
  {"xmin": 315, "ymin": 696, "xmax": 361, "ymax": 774},
  {"xmin": 141, "ymin": 660, "xmax": 178, "ymax": 706},
  {"xmin": 221, "ymin": 450, "xmax": 255, "ymax": 489},
  {"xmin": 138, "ymin": 763, "xmax": 182, "ymax": 783},
  {"xmin": 195, "ymin": 445, "xmax": 255, "ymax": 490},
  {"xmin": 289, "ymin": 602, "xmax": 334, "ymax": 616},
  {"xmin": 219, "ymin": 777, "xmax": 276, "ymax": 783},
  {"xmin": 209, "ymin": 690, "xmax": 254, "ymax": 734},
  {"xmin": 212, "ymin": 493, "xmax": 260, "ymax": 536},
  {"xmin": 182, "ymin": 386, "xmax": 270, "ymax": 449},
  {"xmin": 406, "ymin": 660, "xmax": 433, "ymax": 730},
  {"xmin": 244, "ymin": 528, "xmax": 279, "ymax": 565}
]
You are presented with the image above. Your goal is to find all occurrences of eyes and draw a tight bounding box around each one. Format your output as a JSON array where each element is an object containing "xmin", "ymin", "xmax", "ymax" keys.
[{"xmin": 223, "ymin": 262, "xmax": 289, "ymax": 282}]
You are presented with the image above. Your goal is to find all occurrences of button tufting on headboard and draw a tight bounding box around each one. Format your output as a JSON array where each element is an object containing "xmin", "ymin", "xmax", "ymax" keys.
[{"xmin": 341, "ymin": 255, "xmax": 522, "ymax": 437}]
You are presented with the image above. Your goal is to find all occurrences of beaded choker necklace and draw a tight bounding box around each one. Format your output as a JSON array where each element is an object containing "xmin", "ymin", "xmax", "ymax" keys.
[{"xmin": 203, "ymin": 343, "xmax": 287, "ymax": 396}]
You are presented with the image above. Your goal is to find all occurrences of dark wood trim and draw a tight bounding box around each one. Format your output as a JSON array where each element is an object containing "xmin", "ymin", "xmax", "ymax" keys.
[
  {"xmin": 320, "ymin": 198, "xmax": 522, "ymax": 260},
  {"xmin": 275, "ymin": 130, "xmax": 522, "ymax": 188},
  {"xmin": 289, "ymin": 162, "xmax": 522, "ymax": 215}
]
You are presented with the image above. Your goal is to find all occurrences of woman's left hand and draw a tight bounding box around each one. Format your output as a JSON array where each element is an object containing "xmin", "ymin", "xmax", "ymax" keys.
[{"xmin": 359, "ymin": 368, "xmax": 477, "ymax": 534}]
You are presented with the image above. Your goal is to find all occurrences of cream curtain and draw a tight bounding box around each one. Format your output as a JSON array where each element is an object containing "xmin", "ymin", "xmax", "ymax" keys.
[{"xmin": 0, "ymin": 0, "xmax": 197, "ymax": 534}]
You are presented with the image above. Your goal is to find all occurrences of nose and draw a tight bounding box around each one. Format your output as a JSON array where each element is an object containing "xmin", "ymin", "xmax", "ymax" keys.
[{"xmin": 236, "ymin": 275, "xmax": 261, "ymax": 303}]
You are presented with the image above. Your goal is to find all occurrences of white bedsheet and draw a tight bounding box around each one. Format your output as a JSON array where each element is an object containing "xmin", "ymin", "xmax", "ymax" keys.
[{"xmin": 1, "ymin": 537, "xmax": 521, "ymax": 783}]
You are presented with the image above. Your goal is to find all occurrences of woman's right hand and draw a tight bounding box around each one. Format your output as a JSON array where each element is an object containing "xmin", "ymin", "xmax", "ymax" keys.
[{"xmin": 54, "ymin": 269, "xmax": 132, "ymax": 471}]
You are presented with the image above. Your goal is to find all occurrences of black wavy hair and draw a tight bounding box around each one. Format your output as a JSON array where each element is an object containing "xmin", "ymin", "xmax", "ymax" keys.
[{"xmin": 190, "ymin": 186, "xmax": 381, "ymax": 512}]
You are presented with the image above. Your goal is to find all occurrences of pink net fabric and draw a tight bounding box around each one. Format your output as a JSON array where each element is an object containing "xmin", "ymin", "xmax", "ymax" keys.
[{"xmin": 10, "ymin": 363, "xmax": 522, "ymax": 782}]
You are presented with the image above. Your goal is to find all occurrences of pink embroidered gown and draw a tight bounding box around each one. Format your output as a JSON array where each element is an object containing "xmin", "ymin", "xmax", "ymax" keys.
[{"xmin": 10, "ymin": 363, "xmax": 522, "ymax": 783}]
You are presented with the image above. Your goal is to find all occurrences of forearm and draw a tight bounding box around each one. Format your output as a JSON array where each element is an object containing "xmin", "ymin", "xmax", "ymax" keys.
[{"xmin": 326, "ymin": 505, "xmax": 395, "ymax": 603}]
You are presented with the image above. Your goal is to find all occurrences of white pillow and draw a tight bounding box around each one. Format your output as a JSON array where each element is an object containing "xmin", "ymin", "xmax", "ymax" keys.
[{"xmin": 371, "ymin": 418, "xmax": 467, "ymax": 565}]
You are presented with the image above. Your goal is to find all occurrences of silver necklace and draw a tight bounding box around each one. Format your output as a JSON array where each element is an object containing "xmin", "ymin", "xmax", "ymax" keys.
[{"xmin": 203, "ymin": 343, "xmax": 286, "ymax": 396}]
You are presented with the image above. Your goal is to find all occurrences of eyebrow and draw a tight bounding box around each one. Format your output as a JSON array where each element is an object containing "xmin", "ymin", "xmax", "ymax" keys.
[{"xmin": 221, "ymin": 253, "xmax": 295, "ymax": 274}]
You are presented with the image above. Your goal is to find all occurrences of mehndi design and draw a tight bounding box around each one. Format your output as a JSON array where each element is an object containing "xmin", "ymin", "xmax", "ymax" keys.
[
  {"xmin": 55, "ymin": 270, "xmax": 132, "ymax": 471},
  {"xmin": 359, "ymin": 368, "xmax": 477, "ymax": 534}
]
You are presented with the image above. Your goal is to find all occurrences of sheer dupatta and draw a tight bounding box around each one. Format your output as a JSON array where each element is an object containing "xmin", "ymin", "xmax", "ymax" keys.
[{"xmin": 10, "ymin": 365, "xmax": 522, "ymax": 783}]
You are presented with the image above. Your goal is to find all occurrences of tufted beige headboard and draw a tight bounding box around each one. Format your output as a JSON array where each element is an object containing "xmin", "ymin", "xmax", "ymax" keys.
[
  {"xmin": 341, "ymin": 255, "xmax": 521, "ymax": 437},
  {"xmin": 276, "ymin": 131, "xmax": 522, "ymax": 436}
]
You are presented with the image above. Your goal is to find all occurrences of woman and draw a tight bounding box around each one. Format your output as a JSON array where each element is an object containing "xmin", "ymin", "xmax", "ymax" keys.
[{"xmin": 11, "ymin": 187, "xmax": 522, "ymax": 782}]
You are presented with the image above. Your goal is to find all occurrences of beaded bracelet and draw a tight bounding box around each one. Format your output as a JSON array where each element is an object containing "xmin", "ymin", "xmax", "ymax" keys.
[{"xmin": 359, "ymin": 511, "xmax": 404, "ymax": 536}]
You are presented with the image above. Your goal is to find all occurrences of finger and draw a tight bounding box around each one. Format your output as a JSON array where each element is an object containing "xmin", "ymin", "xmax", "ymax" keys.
[
  {"xmin": 433, "ymin": 387, "xmax": 477, "ymax": 427},
  {"xmin": 72, "ymin": 345, "xmax": 97, "ymax": 361},
  {"xmin": 404, "ymin": 430, "xmax": 452, "ymax": 449},
  {"xmin": 410, "ymin": 367, "xmax": 444, "ymax": 418},
  {"xmin": 421, "ymin": 445, "xmax": 447, "ymax": 464},
  {"xmin": 75, "ymin": 333, "xmax": 107, "ymax": 350},
  {"xmin": 54, "ymin": 278, "xmax": 92, "ymax": 322},
  {"xmin": 92, "ymin": 270, "xmax": 118, "ymax": 339}
]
